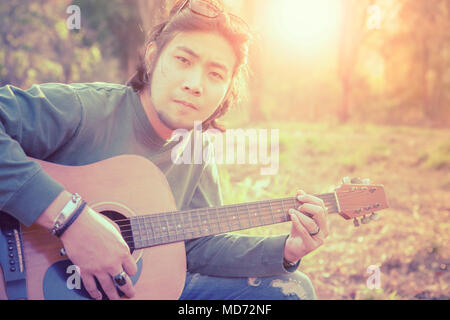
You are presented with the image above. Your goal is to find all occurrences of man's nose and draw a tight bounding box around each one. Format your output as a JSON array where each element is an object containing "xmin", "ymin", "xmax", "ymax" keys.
[{"xmin": 182, "ymin": 70, "xmax": 203, "ymax": 96}]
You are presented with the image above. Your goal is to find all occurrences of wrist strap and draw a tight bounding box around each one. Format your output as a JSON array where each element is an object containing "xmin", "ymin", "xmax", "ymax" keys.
[
  {"xmin": 54, "ymin": 201, "xmax": 87, "ymax": 238},
  {"xmin": 51, "ymin": 193, "xmax": 81, "ymax": 234}
]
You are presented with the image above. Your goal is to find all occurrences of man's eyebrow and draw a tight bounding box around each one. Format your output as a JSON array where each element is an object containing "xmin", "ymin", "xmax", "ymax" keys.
[{"xmin": 176, "ymin": 46, "xmax": 229, "ymax": 73}]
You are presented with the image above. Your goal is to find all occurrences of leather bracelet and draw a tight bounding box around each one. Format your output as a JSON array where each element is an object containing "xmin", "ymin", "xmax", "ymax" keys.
[
  {"xmin": 54, "ymin": 201, "xmax": 87, "ymax": 238},
  {"xmin": 51, "ymin": 193, "xmax": 81, "ymax": 235}
]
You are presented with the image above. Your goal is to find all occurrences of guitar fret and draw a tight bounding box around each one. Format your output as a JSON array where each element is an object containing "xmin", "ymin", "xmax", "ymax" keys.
[
  {"xmin": 224, "ymin": 207, "xmax": 232, "ymax": 232},
  {"xmin": 268, "ymin": 200, "xmax": 276, "ymax": 224},
  {"xmin": 147, "ymin": 216, "xmax": 155, "ymax": 244},
  {"xmin": 236, "ymin": 207, "xmax": 243, "ymax": 230},
  {"xmin": 246, "ymin": 204, "xmax": 252, "ymax": 228},
  {"xmin": 193, "ymin": 210, "xmax": 200, "ymax": 237},
  {"xmin": 205, "ymin": 209, "xmax": 211, "ymax": 235},
  {"xmin": 131, "ymin": 192, "xmax": 342, "ymax": 250},
  {"xmin": 143, "ymin": 216, "xmax": 151, "ymax": 247},
  {"xmin": 201, "ymin": 210, "xmax": 208, "ymax": 235},
  {"xmin": 280, "ymin": 199, "xmax": 288, "ymax": 221},
  {"xmin": 153, "ymin": 215, "xmax": 162, "ymax": 244},
  {"xmin": 176, "ymin": 213, "xmax": 183, "ymax": 241},
  {"xmin": 184, "ymin": 211, "xmax": 193, "ymax": 240},
  {"xmin": 193, "ymin": 210, "xmax": 200, "ymax": 238},
  {"xmin": 276, "ymin": 200, "xmax": 284, "ymax": 223},
  {"xmin": 215, "ymin": 207, "xmax": 222, "ymax": 233},
  {"xmin": 162, "ymin": 215, "xmax": 170, "ymax": 243},
  {"xmin": 228, "ymin": 205, "xmax": 237, "ymax": 231},
  {"xmin": 256, "ymin": 202, "xmax": 264, "ymax": 226},
  {"xmin": 138, "ymin": 216, "xmax": 145, "ymax": 248}
]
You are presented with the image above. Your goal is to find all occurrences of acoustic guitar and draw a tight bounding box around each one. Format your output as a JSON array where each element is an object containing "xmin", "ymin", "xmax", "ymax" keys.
[{"xmin": 0, "ymin": 154, "xmax": 388, "ymax": 299}]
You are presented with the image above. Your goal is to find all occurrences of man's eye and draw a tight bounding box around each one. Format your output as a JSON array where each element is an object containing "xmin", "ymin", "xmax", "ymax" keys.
[
  {"xmin": 176, "ymin": 56, "xmax": 190, "ymax": 65},
  {"xmin": 211, "ymin": 72, "xmax": 224, "ymax": 80}
]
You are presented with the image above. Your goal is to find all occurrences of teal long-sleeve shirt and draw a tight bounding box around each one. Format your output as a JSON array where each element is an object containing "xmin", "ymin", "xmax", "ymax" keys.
[{"xmin": 0, "ymin": 82, "xmax": 299, "ymax": 277}]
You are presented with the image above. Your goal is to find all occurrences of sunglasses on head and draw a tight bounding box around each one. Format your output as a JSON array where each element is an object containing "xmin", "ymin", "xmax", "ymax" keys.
[{"xmin": 176, "ymin": 0, "xmax": 250, "ymax": 33}]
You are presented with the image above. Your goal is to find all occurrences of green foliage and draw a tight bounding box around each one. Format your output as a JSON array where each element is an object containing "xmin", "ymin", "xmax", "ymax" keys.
[{"xmin": 0, "ymin": 0, "xmax": 136, "ymax": 87}]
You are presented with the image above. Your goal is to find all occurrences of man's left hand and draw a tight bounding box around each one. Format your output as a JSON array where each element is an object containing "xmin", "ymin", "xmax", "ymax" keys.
[{"xmin": 283, "ymin": 189, "xmax": 330, "ymax": 264}]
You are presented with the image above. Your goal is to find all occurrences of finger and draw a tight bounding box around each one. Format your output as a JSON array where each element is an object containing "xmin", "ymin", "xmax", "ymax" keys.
[
  {"xmin": 292, "ymin": 207, "xmax": 319, "ymax": 234},
  {"xmin": 288, "ymin": 209, "xmax": 316, "ymax": 245},
  {"xmin": 115, "ymin": 272, "xmax": 136, "ymax": 299},
  {"xmin": 297, "ymin": 203, "xmax": 328, "ymax": 237},
  {"xmin": 297, "ymin": 193, "xmax": 326, "ymax": 208},
  {"xmin": 109, "ymin": 262, "xmax": 136, "ymax": 299},
  {"xmin": 96, "ymin": 273, "xmax": 120, "ymax": 300},
  {"xmin": 122, "ymin": 254, "xmax": 138, "ymax": 277},
  {"xmin": 80, "ymin": 273, "xmax": 103, "ymax": 300}
]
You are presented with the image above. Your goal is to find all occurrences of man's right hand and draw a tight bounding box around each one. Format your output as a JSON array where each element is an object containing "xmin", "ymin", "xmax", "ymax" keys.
[{"xmin": 36, "ymin": 190, "xmax": 137, "ymax": 300}]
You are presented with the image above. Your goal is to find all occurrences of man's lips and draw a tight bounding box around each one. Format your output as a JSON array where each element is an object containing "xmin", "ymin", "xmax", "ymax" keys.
[{"xmin": 173, "ymin": 99, "xmax": 198, "ymax": 110}]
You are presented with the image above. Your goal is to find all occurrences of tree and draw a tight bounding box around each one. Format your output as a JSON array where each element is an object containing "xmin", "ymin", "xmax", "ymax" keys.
[{"xmin": 337, "ymin": 0, "xmax": 372, "ymax": 123}]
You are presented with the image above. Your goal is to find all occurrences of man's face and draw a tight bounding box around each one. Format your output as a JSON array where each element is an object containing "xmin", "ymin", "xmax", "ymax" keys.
[{"xmin": 149, "ymin": 31, "xmax": 236, "ymax": 130}]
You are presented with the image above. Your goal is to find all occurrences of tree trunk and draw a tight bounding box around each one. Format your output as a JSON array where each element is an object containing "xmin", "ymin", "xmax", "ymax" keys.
[{"xmin": 337, "ymin": 0, "xmax": 371, "ymax": 123}]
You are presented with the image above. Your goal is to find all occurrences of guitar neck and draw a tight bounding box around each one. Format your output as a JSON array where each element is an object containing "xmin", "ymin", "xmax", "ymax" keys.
[{"xmin": 129, "ymin": 192, "xmax": 339, "ymax": 250}]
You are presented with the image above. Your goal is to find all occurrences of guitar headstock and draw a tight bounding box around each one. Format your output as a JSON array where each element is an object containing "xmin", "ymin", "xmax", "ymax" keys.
[{"xmin": 335, "ymin": 177, "xmax": 389, "ymax": 226}]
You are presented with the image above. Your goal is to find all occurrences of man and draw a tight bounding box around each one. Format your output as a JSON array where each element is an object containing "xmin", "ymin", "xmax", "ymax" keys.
[{"xmin": 0, "ymin": 0, "xmax": 328, "ymax": 300}]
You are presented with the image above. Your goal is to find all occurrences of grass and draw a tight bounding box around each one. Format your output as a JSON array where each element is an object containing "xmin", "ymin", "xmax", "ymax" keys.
[{"xmin": 217, "ymin": 121, "xmax": 450, "ymax": 299}]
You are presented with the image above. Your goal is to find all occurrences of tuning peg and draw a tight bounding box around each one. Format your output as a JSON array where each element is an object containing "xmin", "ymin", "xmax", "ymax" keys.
[
  {"xmin": 353, "ymin": 218, "xmax": 360, "ymax": 227},
  {"xmin": 361, "ymin": 215, "xmax": 370, "ymax": 224},
  {"xmin": 362, "ymin": 178, "xmax": 371, "ymax": 184},
  {"xmin": 370, "ymin": 212, "xmax": 380, "ymax": 221},
  {"xmin": 342, "ymin": 176, "xmax": 351, "ymax": 184},
  {"xmin": 351, "ymin": 177, "xmax": 362, "ymax": 184}
]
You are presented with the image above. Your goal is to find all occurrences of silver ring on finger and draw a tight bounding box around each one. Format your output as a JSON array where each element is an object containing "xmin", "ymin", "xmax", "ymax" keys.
[
  {"xmin": 112, "ymin": 271, "xmax": 127, "ymax": 287},
  {"xmin": 309, "ymin": 226, "xmax": 320, "ymax": 236}
]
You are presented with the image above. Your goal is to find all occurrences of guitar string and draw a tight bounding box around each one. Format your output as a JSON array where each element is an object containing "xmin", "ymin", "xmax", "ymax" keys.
[
  {"xmin": 18, "ymin": 189, "xmax": 379, "ymax": 241},
  {"xmin": 16, "ymin": 193, "xmax": 338, "ymax": 235},
  {"xmin": 19, "ymin": 200, "xmax": 372, "ymax": 252},
  {"xmin": 19, "ymin": 189, "xmax": 373, "ymax": 235},
  {"xmin": 18, "ymin": 195, "xmax": 338, "ymax": 236},
  {"xmin": 118, "ymin": 188, "xmax": 381, "ymax": 225},
  {"xmin": 19, "ymin": 194, "xmax": 375, "ymax": 242},
  {"xmin": 19, "ymin": 200, "xmax": 379, "ymax": 255},
  {"xmin": 120, "ymin": 204, "xmax": 374, "ymax": 246},
  {"xmin": 19, "ymin": 210, "xmax": 294, "ymax": 255},
  {"xmin": 17, "ymin": 197, "xmax": 335, "ymax": 248},
  {"xmin": 122, "ymin": 195, "xmax": 378, "ymax": 245}
]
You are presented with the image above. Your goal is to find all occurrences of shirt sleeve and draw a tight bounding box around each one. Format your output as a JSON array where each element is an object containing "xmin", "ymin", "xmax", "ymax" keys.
[
  {"xmin": 184, "ymin": 151, "xmax": 300, "ymax": 277},
  {"xmin": 0, "ymin": 83, "xmax": 83, "ymax": 226}
]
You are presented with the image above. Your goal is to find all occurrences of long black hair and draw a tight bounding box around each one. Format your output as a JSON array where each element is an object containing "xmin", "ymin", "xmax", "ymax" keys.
[{"xmin": 127, "ymin": 0, "xmax": 252, "ymax": 132}]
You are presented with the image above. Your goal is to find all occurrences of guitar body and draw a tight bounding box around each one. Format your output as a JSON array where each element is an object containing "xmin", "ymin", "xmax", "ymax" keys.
[{"xmin": 0, "ymin": 155, "xmax": 186, "ymax": 300}]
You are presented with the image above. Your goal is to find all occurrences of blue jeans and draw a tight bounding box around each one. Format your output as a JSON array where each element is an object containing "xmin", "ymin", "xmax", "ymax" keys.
[{"xmin": 179, "ymin": 271, "xmax": 317, "ymax": 300}]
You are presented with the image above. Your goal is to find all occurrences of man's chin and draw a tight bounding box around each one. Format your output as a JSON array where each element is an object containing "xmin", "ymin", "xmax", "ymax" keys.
[{"xmin": 159, "ymin": 114, "xmax": 194, "ymax": 131}]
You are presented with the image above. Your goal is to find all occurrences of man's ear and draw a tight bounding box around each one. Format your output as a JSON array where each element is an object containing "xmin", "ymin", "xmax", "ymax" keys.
[{"xmin": 144, "ymin": 42, "xmax": 158, "ymax": 71}]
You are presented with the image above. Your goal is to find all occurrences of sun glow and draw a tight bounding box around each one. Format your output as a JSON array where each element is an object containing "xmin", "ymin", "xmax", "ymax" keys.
[{"xmin": 264, "ymin": 0, "xmax": 342, "ymax": 50}]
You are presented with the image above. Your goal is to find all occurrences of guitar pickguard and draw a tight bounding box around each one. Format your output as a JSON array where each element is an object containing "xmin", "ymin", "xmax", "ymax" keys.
[{"xmin": 42, "ymin": 258, "xmax": 143, "ymax": 300}]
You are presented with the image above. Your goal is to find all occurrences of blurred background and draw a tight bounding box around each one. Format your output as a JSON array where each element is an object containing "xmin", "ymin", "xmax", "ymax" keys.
[{"xmin": 1, "ymin": 0, "xmax": 448, "ymax": 299}]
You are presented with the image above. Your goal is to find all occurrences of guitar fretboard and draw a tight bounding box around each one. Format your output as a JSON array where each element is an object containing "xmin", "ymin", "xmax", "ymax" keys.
[{"xmin": 129, "ymin": 193, "xmax": 338, "ymax": 250}]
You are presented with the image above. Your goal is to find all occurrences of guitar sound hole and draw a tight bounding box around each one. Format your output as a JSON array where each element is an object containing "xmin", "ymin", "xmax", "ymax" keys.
[{"xmin": 99, "ymin": 210, "xmax": 135, "ymax": 253}]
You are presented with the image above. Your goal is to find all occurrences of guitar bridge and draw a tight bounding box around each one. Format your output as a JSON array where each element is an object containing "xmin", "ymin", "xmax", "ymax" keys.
[{"xmin": 0, "ymin": 213, "xmax": 27, "ymax": 299}]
